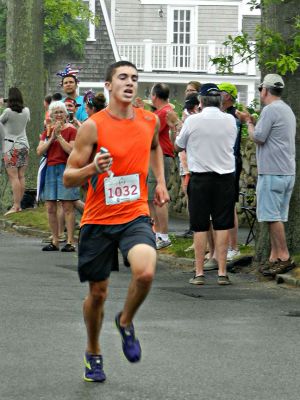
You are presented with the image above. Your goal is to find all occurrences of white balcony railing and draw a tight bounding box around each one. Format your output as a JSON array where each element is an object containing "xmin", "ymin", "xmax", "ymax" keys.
[{"xmin": 118, "ymin": 40, "xmax": 256, "ymax": 75}]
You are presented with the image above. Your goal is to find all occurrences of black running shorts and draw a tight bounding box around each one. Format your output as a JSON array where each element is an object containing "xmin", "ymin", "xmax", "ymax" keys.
[{"xmin": 78, "ymin": 216, "xmax": 156, "ymax": 282}]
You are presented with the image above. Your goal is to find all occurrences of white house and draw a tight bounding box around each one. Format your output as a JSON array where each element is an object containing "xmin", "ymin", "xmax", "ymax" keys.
[
  {"xmin": 80, "ymin": 0, "xmax": 260, "ymax": 105},
  {"xmin": 46, "ymin": 0, "xmax": 261, "ymax": 106}
]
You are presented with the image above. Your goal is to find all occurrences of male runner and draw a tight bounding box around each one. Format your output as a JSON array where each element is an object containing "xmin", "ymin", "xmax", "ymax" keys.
[{"xmin": 64, "ymin": 60, "xmax": 169, "ymax": 382}]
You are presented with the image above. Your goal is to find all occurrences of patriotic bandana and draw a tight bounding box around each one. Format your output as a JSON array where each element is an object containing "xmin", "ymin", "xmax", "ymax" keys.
[
  {"xmin": 83, "ymin": 89, "xmax": 95, "ymax": 105},
  {"xmin": 57, "ymin": 63, "xmax": 81, "ymax": 85}
]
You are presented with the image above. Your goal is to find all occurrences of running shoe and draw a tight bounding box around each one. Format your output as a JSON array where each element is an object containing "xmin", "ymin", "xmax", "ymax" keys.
[
  {"xmin": 115, "ymin": 312, "xmax": 141, "ymax": 363},
  {"xmin": 156, "ymin": 238, "xmax": 172, "ymax": 250},
  {"xmin": 227, "ymin": 248, "xmax": 241, "ymax": 261},
  {"xmin": 83, "ymin": 353, "xmax": 106, "ymax": 382},
  {"xmin": 204, "ymin": 258, "xmax": 218, "ymax": 271}
]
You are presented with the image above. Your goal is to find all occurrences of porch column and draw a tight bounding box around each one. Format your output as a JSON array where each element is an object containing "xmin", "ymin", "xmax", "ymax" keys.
[
  {"xmin": 143, "ymin": 39, "xmax": 153, "ymax": 72},
  {"xmin": 247, "ymin": 42, "xmax": 257, "ymax": 75},
  {"xmin": 233, "ymin": 54, "xmax": 246, "ymax": 74},
  {"xmin": 247, "ymin": 81, "xmax": 256, "ymax": 105},
  {"xmin": 207, "ymin": 40, "xmax": 216, "ymax": 74},
  {"xmin": 87, "ymin": 0, "xmax": 96, "ymax": 41}
]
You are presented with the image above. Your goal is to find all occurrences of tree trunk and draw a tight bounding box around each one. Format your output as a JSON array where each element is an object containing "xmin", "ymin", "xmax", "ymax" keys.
[
  {"xmin": 5, "ymin": 0, "xmax": 44, "ymax": 188},
  {"xmin": 255, "ymin": 0, "xmax": 300, "ymax": 263}
]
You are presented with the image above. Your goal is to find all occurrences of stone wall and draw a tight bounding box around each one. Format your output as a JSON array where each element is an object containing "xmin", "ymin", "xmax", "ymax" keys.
[{"xmin": 168, "ymin": 137, "xmax": 257, "ymax": 220}]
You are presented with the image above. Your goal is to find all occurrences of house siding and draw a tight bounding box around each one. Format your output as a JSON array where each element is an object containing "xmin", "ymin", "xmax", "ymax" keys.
[
  {"xmin": 198, "ymin": 6, "xmax": 239, "ymax": 42},
  {"xmin": 115, "ymin": 1, "xmax": 239, "ymax": 44},
  {"xmin": 242, "ymin": 15, "xmax": 260, "ymax": 40},
  {"xmin": 115, "ymin": 1, "xmax": 168, "ymax": 42}
]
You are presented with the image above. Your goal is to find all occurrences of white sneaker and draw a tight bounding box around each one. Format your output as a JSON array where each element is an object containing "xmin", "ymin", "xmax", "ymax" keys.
[
  {"xmin": 156, "ymin": 238, "xmax": 172, "ymax": 250},
  {"xmin": 204, "ymin": 258, "xmax": 218, "ymax": 271},
  {"xmin": 227, "ymin": 248, "xmax": 241, "ymax": 261}
]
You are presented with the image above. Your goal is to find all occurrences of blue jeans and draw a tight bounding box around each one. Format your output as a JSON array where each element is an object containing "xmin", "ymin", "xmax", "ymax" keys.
[{"xmin": 42, "ymin": 163, "xmax": 80, "ymax": 201}]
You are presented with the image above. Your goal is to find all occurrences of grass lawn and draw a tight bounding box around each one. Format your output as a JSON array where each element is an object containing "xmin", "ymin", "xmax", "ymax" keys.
[
  {"xmin": 2, "ymin": 207, "xmax": 256, "ymax": 259},
  {"xmin": 3, "ymin": 205, "xmax": 49, "ymax": 231},
  {"xmin": 158, "ymin": 234, "xmax": 255, "ymax": 259}
]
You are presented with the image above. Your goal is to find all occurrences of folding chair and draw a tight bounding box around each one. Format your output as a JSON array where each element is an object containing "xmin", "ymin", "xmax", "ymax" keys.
[{"xmin": 239, "ymin": 191, "xmax": 256, "ymax": 245}]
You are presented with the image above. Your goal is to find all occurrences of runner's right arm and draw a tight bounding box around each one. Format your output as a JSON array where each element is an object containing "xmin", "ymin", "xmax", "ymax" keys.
[{"xmin": 63, "ymin": 119, "xmax": 111, "ymax": 188}]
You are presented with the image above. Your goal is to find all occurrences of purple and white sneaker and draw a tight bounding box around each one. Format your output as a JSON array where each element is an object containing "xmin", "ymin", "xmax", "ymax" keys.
[
  {"xmin": 83, "ymin": 352, "xmax": 106, "ymax": 382},
  {"xmin": 115, "ymin": 312, "xmax": 141, "ymax": 363}
]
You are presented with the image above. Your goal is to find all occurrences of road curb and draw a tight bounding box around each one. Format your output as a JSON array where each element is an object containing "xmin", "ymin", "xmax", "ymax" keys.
[
  {"xmin": 0, "ymin": 218, "xmax": 49, "ymax": 238},
  {"xmin": 276, "ymin": 273, "xmax": 300, "ymax": 287},
  {"xmin": 157, "ymin": 253, "xmax": 194, "ymax": 269}
]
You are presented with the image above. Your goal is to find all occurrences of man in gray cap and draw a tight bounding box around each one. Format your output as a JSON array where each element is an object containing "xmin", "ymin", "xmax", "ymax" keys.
[{"xmin": 237, "ymin": 74, "xmax": 296, "ymax": 277}]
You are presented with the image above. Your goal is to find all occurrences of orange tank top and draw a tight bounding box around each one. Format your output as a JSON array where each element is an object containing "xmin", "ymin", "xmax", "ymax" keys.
[{"xmin": 81, "ymin": 107, "xmax": 157, "ymax": 226}]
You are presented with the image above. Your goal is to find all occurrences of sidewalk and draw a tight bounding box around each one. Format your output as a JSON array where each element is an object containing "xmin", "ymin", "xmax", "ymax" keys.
[
  {"xmin": 1, "ymin": 213, "xmax": 299, "ymax": 287},
  {"xmin": 168, "ymin": 214, "xmax": 300, "ymax": 287}
]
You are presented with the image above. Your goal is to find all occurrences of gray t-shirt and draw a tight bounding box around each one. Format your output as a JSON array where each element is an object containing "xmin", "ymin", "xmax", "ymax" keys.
[
  {"xmin": 0, "ymin": 107, "xmax": 30, "ymax": 151},
  {"xmin": 254, "ymin": 100, "xmax": 295, "ymax": 175}
]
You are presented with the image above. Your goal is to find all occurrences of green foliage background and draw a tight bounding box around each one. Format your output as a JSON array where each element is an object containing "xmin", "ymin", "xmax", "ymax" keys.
[{"xmin": 0, "ymin": 0, "xmax": 96, "ymax": 63}]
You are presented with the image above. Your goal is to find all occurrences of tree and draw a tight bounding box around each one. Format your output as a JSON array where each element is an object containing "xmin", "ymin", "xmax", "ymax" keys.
[
  {"xmin": 5, "ymin": 0, "xmax": 44, "ymax": 188},
  {"xmin": 259, "ymin": 0, "xmax": 300, "ymax": 260},
  {"xmin": 43, "ymin": 0, "xmax": 96, "ymax": 62},
  {"xmin": 0, "ymin": 0, "xmax": 95, "ymax": 209},
  {"xmin": 0, "ymin": 0, "xmax": 95, "ymax": 62}
]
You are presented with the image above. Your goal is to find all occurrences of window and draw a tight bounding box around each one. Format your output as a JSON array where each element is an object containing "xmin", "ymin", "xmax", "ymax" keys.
[{"xmin": 169, "ymin": 7, "xmax": 196, "ymax": 69}]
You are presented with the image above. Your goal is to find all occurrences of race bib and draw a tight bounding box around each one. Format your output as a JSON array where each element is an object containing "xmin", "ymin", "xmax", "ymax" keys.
[{"xmin": 104, "ymin": 174, "xmax": 140, "ymax": 205}]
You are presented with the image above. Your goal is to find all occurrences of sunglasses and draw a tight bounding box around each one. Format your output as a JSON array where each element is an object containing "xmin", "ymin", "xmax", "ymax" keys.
[{"xmin": 258, "ymin": 85, "xmax": 263, "ymax": 92}]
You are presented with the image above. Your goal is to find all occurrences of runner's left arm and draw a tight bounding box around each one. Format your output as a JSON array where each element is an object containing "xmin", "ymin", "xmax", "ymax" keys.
[{"xmin": 150, "ymin": 117, "xmax": 170, "ymax": 207}]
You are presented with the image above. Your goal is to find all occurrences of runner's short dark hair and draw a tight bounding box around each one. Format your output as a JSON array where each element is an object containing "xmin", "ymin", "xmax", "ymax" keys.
[{"xmin": 105, "ymin": 61, "xmax": 138, "ymax": 82}]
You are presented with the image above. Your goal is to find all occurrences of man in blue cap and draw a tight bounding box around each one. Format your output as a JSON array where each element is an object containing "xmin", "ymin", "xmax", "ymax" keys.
[{"xmin": 175, "ymin": 83, "xmax": 237, "ymax": 285}]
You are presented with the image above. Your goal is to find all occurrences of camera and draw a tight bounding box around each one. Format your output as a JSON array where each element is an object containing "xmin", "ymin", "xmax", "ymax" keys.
[{"xmin": 68, "ymin": 111, "xmax": 74, "ymax": 122}]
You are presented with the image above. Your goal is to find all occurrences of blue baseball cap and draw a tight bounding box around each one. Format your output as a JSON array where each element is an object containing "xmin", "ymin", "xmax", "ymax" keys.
[{"xmin": 199, "ymin": 83, "xmax": 221, "ymax": 96}]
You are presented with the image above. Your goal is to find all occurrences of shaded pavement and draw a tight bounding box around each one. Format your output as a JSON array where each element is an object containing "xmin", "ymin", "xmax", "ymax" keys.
[{"xmin": 0, "ymin": 229, "xmax": 300, "ymax": 400}]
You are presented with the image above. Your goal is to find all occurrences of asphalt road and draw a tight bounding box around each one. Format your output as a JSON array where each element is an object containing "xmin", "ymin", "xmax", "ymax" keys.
[{"xmin": 0, "ymin": 230, "xmax": 299, "ymax": 400}]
